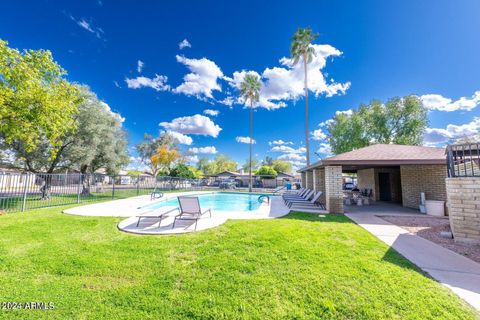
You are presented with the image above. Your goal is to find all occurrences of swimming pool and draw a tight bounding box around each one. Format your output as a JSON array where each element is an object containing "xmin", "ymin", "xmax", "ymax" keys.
[{"xmin": 142, "ymin": 192, "xmax": 269, "ymax": 212}]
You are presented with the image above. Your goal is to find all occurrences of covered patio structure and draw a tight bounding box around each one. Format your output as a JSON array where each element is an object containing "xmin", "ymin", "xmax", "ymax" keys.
[{"xmin": 298, "ymin": 144, "xmax": 448, "ymax": 214}]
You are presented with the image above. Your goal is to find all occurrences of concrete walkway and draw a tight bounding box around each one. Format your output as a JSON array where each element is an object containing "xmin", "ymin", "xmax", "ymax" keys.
[{"xmin": 346, "ymin": 212, "xmax": 480, "ymax": 311}]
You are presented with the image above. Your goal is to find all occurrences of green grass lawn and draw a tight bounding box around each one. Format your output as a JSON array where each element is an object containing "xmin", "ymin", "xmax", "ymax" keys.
[{"xmin": 0, "ymin": 206, "xmax": 478, "ymax": 319}]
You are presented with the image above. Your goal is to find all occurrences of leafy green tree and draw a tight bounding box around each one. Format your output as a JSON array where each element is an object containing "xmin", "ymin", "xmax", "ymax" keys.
[
  {"xmin": 255, "ymin": 166, "xmax": 278, "ymax": 179},
  {"xmin": 7, "ymin": 86, "xmax": 128, "ymax": 173},
  {"xmin": 327, "ymin": 95, "xmax": 428, "ymax": 154},
  {"xmin": 328, "ymin": 111, "xmax": 369, "ymax": 155},
  {"xmin": 197, "ymin": 157, "xmax": 212, "ymax": 174},
  {"xmin": 240, "ymin": 73, "xmax": 261, "ymax": 192},
  {"xmin": 127, "ymin": 170, "xmax": 144, "ymax": 176},
  {"xmin": 136, "ymin": 132, "xmax": 175, "ymax": 176},
  {"xmin": 169, "ymin": 164, "xmax": 197, "ymax": 179},
  {"xmin": 0, "ymin": 40, "xmax": 82, "ymax": 154},
  {"xmin": 213, "ymin": 154, "xmax": 238, "ymax": 173},
  {"xmin": 263, "ymin": 156, "xmax": 274, "ymax": 166},
  {"xmin": 291, "ymin": 28, "xmax": 318, "ymax": 166},
  {"xmin": 5, "ymin": 86, "xmax": 129, "ymax": 197},
  {"xmin": 242, "ymin": 158, "xmax": 259, "ymax": 172},
  {"xmin": 195, "ymin": 155, "xmax": 238, "ymax": 175},
  {"xmin": 272, "ymin": 160, "xmax": 292, "ymax": 174}
]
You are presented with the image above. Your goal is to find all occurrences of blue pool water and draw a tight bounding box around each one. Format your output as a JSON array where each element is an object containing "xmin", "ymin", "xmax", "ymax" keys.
[{"xmin": 142, "ymin": 192, "xmax": 268, "ymax": 212}]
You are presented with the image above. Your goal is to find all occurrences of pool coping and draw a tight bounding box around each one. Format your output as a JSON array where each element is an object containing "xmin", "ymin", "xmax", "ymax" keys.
[{"xmin": 63, "ymin": 191, "xmax": 291, "ymax": 235}]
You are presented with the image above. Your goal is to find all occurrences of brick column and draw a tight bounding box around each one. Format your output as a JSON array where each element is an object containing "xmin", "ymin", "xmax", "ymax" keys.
[
  {"xmin": 306, "ymin": 171, "xmax": 314, "ymax": 189},
  {"xmin": 301, "ymin": 172, "xmax": 307, "ymax": 188},
  {"xmin": 313, "ymin": 168, "xmax": 326, "ymax": 203},
  {"xmin": 446, "ymin": 177, "xmax": 480, "ymax": 244},
  {"xmin": 325, "ymin": 166, "xmax": 343, "ymax": 213}
]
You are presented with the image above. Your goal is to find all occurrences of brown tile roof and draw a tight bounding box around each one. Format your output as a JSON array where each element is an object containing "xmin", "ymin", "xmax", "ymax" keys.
[{"xmin": 299, "ymin": 144, "xmax": 446, "ymax": 171}]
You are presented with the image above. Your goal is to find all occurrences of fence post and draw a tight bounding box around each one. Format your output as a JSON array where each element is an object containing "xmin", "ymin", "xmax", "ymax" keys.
[
  {"xmin": 21, "ymin": 173, "xmax": 29, "ymax": 212},
  {"xmin": 136, "ymin": 175, "xmax": 140, "ymax": 196},
  {"xmin": 112, "ymin": 175, "xmax": 116, "ymax": 199},
  {"xmin": 77, "ymin": 173, "xmax": 82, "ymax": 204}
]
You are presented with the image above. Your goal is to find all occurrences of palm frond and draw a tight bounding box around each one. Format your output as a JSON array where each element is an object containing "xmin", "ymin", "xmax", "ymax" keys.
[
  {"xmin": 290, "ymin": 27, "xmax": 319, "ymax": 65},
  {"xmin": 239, "ymin": 73, "xmax": 261, "ymax": 105}
]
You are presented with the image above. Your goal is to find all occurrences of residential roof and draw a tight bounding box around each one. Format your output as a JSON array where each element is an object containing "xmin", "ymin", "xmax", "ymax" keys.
[{"xmin": 299, "ymin": 144, "xmax": 446, "ymax": 172}]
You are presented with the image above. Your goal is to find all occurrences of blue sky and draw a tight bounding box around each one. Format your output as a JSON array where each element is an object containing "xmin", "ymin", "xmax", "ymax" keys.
[{"xmin": 1, "ymin": 0, "xmax": 480, "ymax": 171}]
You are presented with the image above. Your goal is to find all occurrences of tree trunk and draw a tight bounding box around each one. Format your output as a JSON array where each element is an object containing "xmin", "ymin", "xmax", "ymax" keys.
[
  {"xmin": 249, "ymin": 99, "xmax": 253, "ymax": 192},
  {"xmin": 80, "ymin": 165, "xmax": 91, "ymax": 196},
  {"xmin": 304, "ymin": 53, "xmax": 310, "ymax": 166}
]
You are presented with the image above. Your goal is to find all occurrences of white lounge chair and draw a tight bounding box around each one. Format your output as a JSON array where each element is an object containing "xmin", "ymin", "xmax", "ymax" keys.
[
  {"xmin": 173, "ymin": 196, "xmax": 212, "ymax": 231},
  {"xmin": 283, "ymin": 189, "xmax": 313, "ymax": 204},
  {"xmin": 287, "ymin": 191, "xmax": 326, "ymax": 210},
  {"xmin": 282, "ymin": 188, "xmax": 308, "ymax": 200}
]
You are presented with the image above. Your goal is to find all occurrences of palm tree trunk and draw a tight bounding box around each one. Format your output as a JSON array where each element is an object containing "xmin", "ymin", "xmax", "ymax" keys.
[
  {"xmin": 249, "ymin": 99, "xmax": 253, "ymax": 192},
  {"xmin": 304, "ymin": 53, "xmax": 310, "ymax": 166}
]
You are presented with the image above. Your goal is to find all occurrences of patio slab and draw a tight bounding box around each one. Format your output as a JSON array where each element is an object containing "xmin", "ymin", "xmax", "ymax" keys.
[{"xmin": 346, "ymin": 210, "xmax": 480, "ymax": 311}]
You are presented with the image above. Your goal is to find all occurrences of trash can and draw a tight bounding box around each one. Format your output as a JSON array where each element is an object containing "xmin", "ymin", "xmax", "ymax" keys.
[{"xmin": 425, "ymin": 200, "xmax": 445, "ymax": 216}]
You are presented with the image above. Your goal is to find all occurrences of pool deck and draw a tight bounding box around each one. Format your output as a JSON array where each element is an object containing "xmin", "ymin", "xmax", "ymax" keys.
[
  {"xmin": 64, "ymin": 191, "xmax": 292, "ymax": 235},
  {"xmin": 64, "ymin": 191, "xmax": 212, "ymax": 217}
]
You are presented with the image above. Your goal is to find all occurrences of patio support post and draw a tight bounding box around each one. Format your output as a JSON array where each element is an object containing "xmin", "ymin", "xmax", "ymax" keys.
[
  {"xmin": 325, "ymin": 166, "xmax": 344, "ymax": 213},
  {"xmin": 306, "ymin": 171, "xmax": 314, "ymax": 190},
  {"xmin": 300, "ymin": 172, "xmax": 306, "ymax": 188},
  {"xmin": 313, "ymin": 168, "xmax": 326, "ymax": 204}
]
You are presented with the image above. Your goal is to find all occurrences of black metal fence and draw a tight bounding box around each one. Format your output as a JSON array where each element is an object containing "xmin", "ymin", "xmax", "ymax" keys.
[
  {"xmin": 0, "ymin": 173, "xmax": 194, "ymax": 213},
  {"xmin": 447, "ymin": 142, "xmax": 480, "ymax": 177},
  {"xmin": 0, "ymin": 172, "xmax": 297, "ymax": 213}
]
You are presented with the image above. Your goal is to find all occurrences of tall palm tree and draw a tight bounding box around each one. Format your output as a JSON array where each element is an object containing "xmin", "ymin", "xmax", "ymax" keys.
[
  {"xmin": 240, "ymin": 73, "xmax": 261, "ymax": 192},
  {"xmin": 291, "ymin": 27, "xmax": 318, "ymax": 166}
]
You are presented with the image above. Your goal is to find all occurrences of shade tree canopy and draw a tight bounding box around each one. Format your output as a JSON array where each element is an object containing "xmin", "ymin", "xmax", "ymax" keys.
[
  {"xmin": 0, "ymin": 39, "xmax": 82, "ymax": 154},
  {"xmin": 255, "ymin": 165, "xmax": 277, "ymax": 178},
  {"xmin": 327, "ymin": 95, "xmax": 428, "ymax": 154},
  {"xmin": 196, "ymin": 155, "xmax": 238, "ymax": 176},
  {"xmin": 5, "ymin": 85, "xmax": 129, "ymax": 174},
  {"xmin": 136, "ymin": 132, "xmax": 175, "ymax": 176}
]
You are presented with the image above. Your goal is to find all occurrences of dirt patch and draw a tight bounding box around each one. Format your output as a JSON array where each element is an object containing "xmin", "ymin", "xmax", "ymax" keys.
[{"xmin": 381, "ymin": 216, "xmax": 480, "ymax": 264}]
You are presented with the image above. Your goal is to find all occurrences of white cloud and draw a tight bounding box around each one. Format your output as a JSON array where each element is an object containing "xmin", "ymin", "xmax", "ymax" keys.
[
  {"xmin": 269, "ymin": 140, "xmax": 293, "ymax": 146},
  {"xmin": 174, "ymin": 55, "xmax": 223, "ymax": 99},
  {"xmin": 125, "ymin": 74, "xmax": 170, "ymax": 91},
  {"xmin": 218, "ymin": 96, "xmax": 234, "ymax": 107},
  {"xmin": 236, "ymin": 136, "xmax": 256, "ymax": 144},
  {"xmin": 421, "ymin": 91, "xmax": 480, "ymax": 112},
  {"xmin": 226, "ymin": 44, "xmax": 350, "ymax": 110},
  {"xmin": 424, "ymin": 117, "xmax": 480, "ymax": 145},
  {"xmin": 160, "ymin": 114, "xmax": 222, "ymax": 137},
  {"xmin": 126, "ymin": 156, "xmax": 148, "ymax": 171},
  {"xmin": 271, "ymin": 146, "xmax": 306, "ymax": 154},
  {"xmin": 188, "ymin": 146, "xmax": 218, "ymax": 154},
  {"xmin": 179, "ymin": 39, "xmax": 192, "ymax": 49},
  {"xmin": 317, "ymin": 142, "xmax": 332, "ymax": 156},
  {"xmin": 311, "ymin": 128, "xmax": 327, "ymax": 141},
  {"xmin": 163, "ymin": 131, "xmax": 193, "ymax": 145},
  {"xmin": 335, "ymin": 109, "xmax": 353, "ymax": 116},
  {"xmin": 99, "ymin": 101, "xmax": 125, "ymax": 123},
  {"xmin": 203, "ymin": 109, "xmax": 220, "ymax": 116},
  {"xmin": 185, "ymin": 155, "xmax": 199, "ymax": 164},
  {"xmin": 277, "ymin": 153, "xmax": 306, "ymax": 162},
  {"xmin": 69, "ymin": 15, "xmax": 104, "ymax": 39},
  {"xmin": 137, "ymin": 60, "xmax": 144, "ymax": 73}
]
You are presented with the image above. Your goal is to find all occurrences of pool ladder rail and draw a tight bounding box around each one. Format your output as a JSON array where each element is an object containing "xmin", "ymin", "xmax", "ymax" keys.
[{"xmin": 258, "ymin": 195, "xmax": 270, "ymax": 204}]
